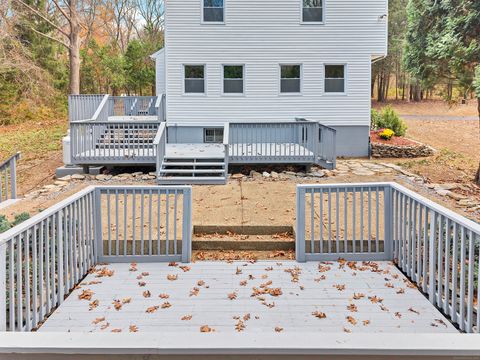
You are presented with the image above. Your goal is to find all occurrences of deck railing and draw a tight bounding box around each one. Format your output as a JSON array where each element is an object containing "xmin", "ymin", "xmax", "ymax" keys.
[
  {"xmin": 68, "ymin": 95, "xmax": 105, "ymax": 122},
  {"xmin": 108, "ymin": 96, "xmax": 157, "ymax": 117},
  {"xmin": 70, "ymin": 121, "xmax": 160, "ymax": 164},
  {"xmin": 0, "ymin": 185, "xmax": 192, "ymax": 332},
  {"xmin": 153, "ymin": 122, "xmax": 167, "ymax": 177},
  {"xmin": 296, "ymin": 182, "xmax": 480, "ymax": 333},
  {"xmin": 228, "ymin": 120, "xmax": 336, "ymax": 169},
  {"xmin": 0, "ymin": 153, "xmax": 20, "ymax": 205},
  {"xmin": 155, "ymin": 94, "xmax": 166, "ymax": 122}
]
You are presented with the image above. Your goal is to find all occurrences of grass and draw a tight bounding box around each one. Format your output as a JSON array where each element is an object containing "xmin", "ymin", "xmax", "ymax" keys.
[{"xmin": 0, "ymin": 118, "xmax": 67, "ymax": 161}]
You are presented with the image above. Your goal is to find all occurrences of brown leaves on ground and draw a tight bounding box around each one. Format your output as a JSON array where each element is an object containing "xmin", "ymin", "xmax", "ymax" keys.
[
  {"xmin": 159, "ymin": 293, "xmax": 170, "ymax": 299},
  {"xmin": 408, "ymin": 307, "xmax": 420, "ymax": 315},
  {"xmin": 96, "ymin": 267, "xmax": 114, "ymax": 278},
  {"xmin": 200, "ymin": 325, "xmax": 215, "ymax": 333},
  {"xmin": 284, "ymin": 267, "xmax": 301, "ymax": 282},
  {"xmin": 334, "ymin": 284, "xmax": 346, "ymax": 291},
  {"xmin": 89, "ymin": 299, "xmax": 99, "ymax": 310},
  {"xmin": 239, "ymin": 280, "xmax": 248, "ymax": 286},
  {"xmin": 129, "ymin": 262, "xmax": 138, "ymax": 272},
  {"xmin": 275, "ymin": 326, "xmax": 284, "ymax": 332},
  {"xmin": 362, "ymin": 320, "xmax": 371, "ymax": 326},
  {"xmin": 347, "ymin": 303, "xmax": 358, "ymax": 312},
  {"xmin": 346, "ymin": 316, "xmax": 357, "ymax": 326},
  {"xmin": 141, "ymin": 272, "xmax": 150, "ymax": 277},
  {"xmin": 235, "ymin": 267, "xmax": 243, "ymax": 275},
  {"xmin": 227, "ymin": 291, "xmax": 238, "ymax": 300},
  {"xmin": 197, "ymin": 280, "xmax": 206, "ymax": 287},
  {"xmin": 181, "ymin": 315, "xmax": 193, "ymax": 321},
  {"xmin": 312, "ymin": 311, "xmax": 327, "ymax": 319},
  {"xmin": 179, "ymin": 266, "xmax": 191, "ymax": 272},
  {"xmin": 385, "ymin": 282, "xmax": 394, "ymax": 288},
  {"xmin": 129, "ymin": 325, "xmax": 138, "ymax": 332},
  {"xmin": 111, "ymin": 328, "xmax": 122, "ymax": 333},
  {"xmin": 79, "ymin": 289, "xmax": 94, "ymax": 301},
  {"xmin": 167, "ymin": 274, "xmax": 178, "ymax": 281},
  {"xmin": 92, "ymin": 317, "xmax": 105, "ymax": 325},
  {"xmin": 343, "ymin": 327, "xmax": 352, "ymax": 333},
  {"xmin": 396, "ymin": 288, "xmax": 405, "ymax": 294},
  {"xmin": 100, "ymin": 322, "xmax": 110, "ymax": 330},
  {"xmin": 169, "ymin": 262, "xmax": 178, "ymax": 267},
  {"xmin": 161, "ymin": 302, "xmax": 172, "ymax": 309},
  {"xmin": 318, "ymin": 264, "xmax": 331, "ymax": 272},
  {"xmin": 353, "ymin": 293, "xmax": 365, "ymax": 300},
  {"xmin": 143, "ymin": 290, "xmax": 151, "ymax": 298},
  {"xmin": 395, "ymin": 312, "xmax": 402, "ymax": 318},
  {"xmin": 138, "ymin": 281, "xmax": 146, "ymax": 287},
  {"xmin": 368, "ymin": 296, "xmax": 383, "ymax": 304},
  {"xmin": 146, "ymin": 305, "xmax": 159, "ymax": 313},
  {"xmin": 314, "ymin": 275, "xmax": 326, "ymax": 282},
  {"xmin": 122, "ymin": 297, "xmax": 132, "ymax": 304},
  {"xmin": 113, "ymin": 300, "xmax": 122, "ymax": 311},
  {"xmin": 235, "ymin": 320, "xmax": 246, "ymax": 332},
  {"xmin": 190, "ymin": 287, "xmax": 200, "ymax": 297}
]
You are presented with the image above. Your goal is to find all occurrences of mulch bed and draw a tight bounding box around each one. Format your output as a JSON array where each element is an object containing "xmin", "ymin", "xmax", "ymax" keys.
[{"xmin": 370, "ymin": 131, "xmax": 418, "ymax": 146}]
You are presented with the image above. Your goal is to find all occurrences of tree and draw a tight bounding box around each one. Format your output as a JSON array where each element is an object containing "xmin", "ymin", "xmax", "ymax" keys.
[{"xmin": 474, "ymin": 66, "xmax": 480, "ymax": 184}]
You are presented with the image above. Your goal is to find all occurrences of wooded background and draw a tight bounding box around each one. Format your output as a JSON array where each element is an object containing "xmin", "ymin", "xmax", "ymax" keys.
[{"xmin": 0, "ymin": 0, "xmax": 479, "ymax": 126}]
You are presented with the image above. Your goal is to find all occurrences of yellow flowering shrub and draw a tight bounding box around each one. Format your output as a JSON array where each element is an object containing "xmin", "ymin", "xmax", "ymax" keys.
[{"xmin": 379, "ymin": 128, "xmax": 395, "ymax": 140}]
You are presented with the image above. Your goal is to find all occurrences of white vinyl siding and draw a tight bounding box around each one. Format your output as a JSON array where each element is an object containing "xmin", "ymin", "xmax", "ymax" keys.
[{"xmin": 165, "ymin": 0, "xmax": 388, "ymax": 126}]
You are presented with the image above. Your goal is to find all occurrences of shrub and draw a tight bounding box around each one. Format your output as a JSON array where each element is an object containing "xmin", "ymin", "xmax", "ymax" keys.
[
  {"xmin": 0, "ymin": 212, "xmax": 30, "ymax": 234},
  {"xmin": 370, "ymin": 109, "xmax": 382, "ymax": 130},
  {"xmin": 379, "ymin": 128, "xmax": 395, "ymax": 140},
  {"xmin": 0, "ymin": 215, "xmax": 10, "ymax": 233},
  {"xmin": 374, "ymin": 106, "xmax": 407, "ymax": 136},
  {"xmin": 12, "ymin": 212, "xmax": 30, "ymax": 226}
]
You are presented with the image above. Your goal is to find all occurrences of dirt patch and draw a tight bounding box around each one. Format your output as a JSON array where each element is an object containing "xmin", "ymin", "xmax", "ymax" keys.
[{"xmin": 373, "ymin": 100, "xmax": 478, "ymax": 117}]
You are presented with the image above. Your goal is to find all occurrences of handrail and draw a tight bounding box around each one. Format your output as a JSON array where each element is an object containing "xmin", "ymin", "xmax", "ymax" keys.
[
  {"xmin": 154, "ymin": 123, "xmax": 167, "ymax": 180},
  {"xmin": 153, "ymin": 122, "xmax": 167, "ymax": 146},
  {"xmin": 91, "ymin": 94, "xmax": 109, "ymax": 121},
  {"xmin": 0, "ymin": 152, "xmax": 20, "ymax": 203}
]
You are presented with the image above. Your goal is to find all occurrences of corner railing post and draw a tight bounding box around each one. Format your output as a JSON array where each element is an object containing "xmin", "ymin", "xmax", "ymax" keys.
[
  {"xmin": 9, "ymin": 155, "xmax": 17, "ymax": 200},
  {"xmin": 296, "ymin": 186, "xmax": 306, "ymax": 262},
  {"xmin": 384, "ymin": 185, "xmax": 393, "ymax": 260},
  {"xmin": 182, "ymin": 187, "xmax": 192, "ymax": 263},
  {"xmin": 0, "ymin": 243, "xmax": 6, "ymax": 331}
]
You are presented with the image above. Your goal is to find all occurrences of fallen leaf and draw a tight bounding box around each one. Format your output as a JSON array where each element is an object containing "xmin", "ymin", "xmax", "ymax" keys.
[
  {"xmin": 89, "ymin": 299, "xmax": 99, "ymax": 310},
  {"xmin": 168, "ymin": 262, "xmax": 178, "ymax": 267},
  {"xmin": 197, "ymin": 280, "xmax": 206, "ymax": 286},
  {"xmin": 395, "ymin": 312, "xmax": 402, "ymax": 318},
  {"xmin": 408, "ymin": 307, "xmax": 420, "ymax": 315},
  {"xmin": 200, "ymin": 325, "xmax": 215, "ymax": 332},
  {"xmin": 235, "ymin": 320, "xmax": 246, "ymax": 332},
  {"xmin": 122, "ymin": 298, "xmax": 132, "ymax": 304},
  {"xmin": 79, "ymin": 289, "xmax": 94, "ymax": 301},
  {"xmin": 434, "ymin": 319, "xmax": 448, "ymax": 328},
  {"xmin": 347, "ymin": 303, "xmax": 358, "ymax": 312},
  {"xmin": 362, "ymin": 320, "xmax": 370, "ymax": 326},
  {"xmin": 380, "ymin": 305, "xmax": 389, "ymax": 312},
  {"xmin": 179, "ymin": 266, "xmax": 191, "ymax": 272},
  {"xmin": 334, "ymin": 284, "xmax": 346, "ymax": 291},
  {"xmin": 100, "ymin": 322, "xmax": 110, "ymax": 330},
  {"xmin": 312, "ymin": 311, "xmax": 327, "ymax": 319},
  {"xmin": 112, "ymin": 300, "xmax": 122, "ymax": 311},
  {"xmin": 227, "ymin": 292, "xmax": 238, "ymax": 300},
  {"xmin": 159, "ymin": 293, "xmax": 170, "ymax": 299},
  {"xmin": 96, "ymin": 267, "xmax": 114, "ymax": 278},
  {"xmin": 111, "ymin": 328, "xmax": 122, "ymax": 333},
  {"xmin": 385, "ymin": 282, "xmax": 394, "ymax": 288},
  {"xmin": 240, "ymin": 280, "xmax": 248, "ymax": 286},
  {"xmin": 143, "ymin": 290, "xmax": 151, "ymax": 298},
  {"xmin": 129, "ymin": 325, "xmax": 138, "ymax": 332},
  {"xmin": 368, "ymin": 296, "xmax": 383, "ymax": 304},
  {"xmin": 275, "ymin": 326, "xmax": 283, "ymax": 332},
  {"xmin": 138, "ymin": 281, "xmax": 146, "ymax": 287},
  {"xmin": 314, "ymin": 275, "xmax": 326, "ymax": 282},
  {"xmin": 181, "ymin": 315, "xmax": 193, "ymax": 321},
  {"xmin": 353, "ymin": 293, "xmax": 365, "ymax": 300},
  {"xmin": 129, "ymin": 262, "xmax": 138, "ymax": 271},
  {"xmin": 92, "ymin": 316, "xmax": 105, "ymax": 325},
  {"xmin": 146, "ymin": 305, "xmax": 159, "ymax": 313},
  {"xmin": 236, "ymin": 267, "xmax": 243, "ymax": 275},
  {"xmin": 343, "ymin": 327, "xmax": 352, "ymax": 333},
  {"xmin": 346, "ymin": 316, "xmax": 357, "ymax": 326},
  {"xmin": 190, "ymin": 287, "xmax": 200, "ymax": 297},
  {"xmin": 141, "ymin": 272, "xmax": 150, "ymax": 276},
  {"xmin": 161, "ymin": 302, "xmax": 172, "ymax": 309},
  {"xmin": 396, "ymin": 288, "xmax": 405, "ymax": 294},
  {"xmin": 167, "ymin": 274, "xmax": 178, "ymax": 281}
]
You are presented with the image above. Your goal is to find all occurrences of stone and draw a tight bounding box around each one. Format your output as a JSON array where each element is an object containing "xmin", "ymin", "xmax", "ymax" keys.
[
  {"xmin": 435, "ymin": 189, "xmax": 451, "ymax": 197},
  {"xmin": 447, "ymin": 192, "xmax": 467, "ymax": 201},
  {"xmin": 141, "ymin": 175, "xmax": 156, "ymax": 180},
  {"xmin": 71, "ymin": 174, "xmax": 86, "ymax": 180},
  {"xmin": 96, "ymin": 174, "xmax": 112, "ymax": 181},
  {"xmin": 231, "ymin": 173, "xmax": 244, "ymax": 179},
  {"xmin": 118, "ymin": 173, "xmax": 133, "ymax": 179},
  {"xmin": 283, "ymin": 171, "xmax": 297, "ymax": 176},
  {"xmin": 352, "ymin": 170, "xmax": 375, "ymax": 176},
  {"xmin": 250, "ymin": 170, "xmax": 262, "ymax": 179},
  {"xmin": 270, "ymin": 171, "xmax": 279, "ymax": 179},
  {"xmin": 435, "ymin": 183, "xmax": 459, "ymax": 191},
  {"xmin": 58, "ymin": 175, "xmax": 72, "ymax": 182},
  {"xmin": 44, "ymin": 184, "xmax": 57, "ymax": 189},
  {"xmin": 308, "ymin": 171, "xmax": 325, "ymax": 178},
  {"xmin": 54, "ymin": 181, "xmax": 68, "ymax": 187},
  {"xmin": 149, "ymin": 172, "xmax": 157, "ymax": 177},
  {"xmin": 132, "ymin": 172, "xmax": 144, "ymax": 177},
  {"xmin": 262, "ymin": 172, "xmax": 271, "ymax": 178},
  {"xmin": 371, "ymin": 142, "xmax": 435, "ymax": 158},
  {"xmin": 296, "ymin": 172, "xmax": 306, "ymax": 177}
]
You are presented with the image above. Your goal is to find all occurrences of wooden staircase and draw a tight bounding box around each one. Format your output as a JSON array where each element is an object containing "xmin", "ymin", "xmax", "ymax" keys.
[{"xmin": 158, "ymin": 157, "xmax": 227, "ymax": 184}]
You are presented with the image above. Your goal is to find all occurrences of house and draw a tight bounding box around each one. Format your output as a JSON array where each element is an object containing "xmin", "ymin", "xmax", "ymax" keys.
[{"xmin": 63, "ymin": 0, "xmax": 388, "ymax": 184}]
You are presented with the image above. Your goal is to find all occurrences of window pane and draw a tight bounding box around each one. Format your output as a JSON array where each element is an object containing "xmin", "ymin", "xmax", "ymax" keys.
[
  {"xmin": 325, "ymin": 65, "xmax": 344, "ymax": 78},
  {"xmin": 224, "ymin": 66, "xmax": 243, "ymax": 79},
  {"xmin": 281, "ymin": 79, "xmax": 301, "ymax": 93},
  {"xmin": 325, "ymin": 78, "xmax": 345, "ymax": 93},
  {"xmin": 185, "ymin": 79, "xmax": 205, "ymax": 93},
  {"xmin": 205, "ymin": 128, "xmax": 224, "ymax": 143},
  {"xmin": 185, "ymin": 65, "xmax": 204, "ymax": 79},
  {"xmin": 204, "ymin": 0, "xmax": 223, "ymax": 8},
  {"xmin": 224, "ymin": 79, "xmax": 243, "ymax": 93},
  {"xmin": 303, "ymin": 0, "xmax": 322, "ymax": 8},
  {"xmin": 281, "ymin": 65, "xmax": 300, "ymax": 79},
  {"xmin": 204, "ymin": 7, "xmax": 223, "ymax": 22},
  {"xmin": 302, "ymin": 8, "xmax": 323, "ymax": 22}
]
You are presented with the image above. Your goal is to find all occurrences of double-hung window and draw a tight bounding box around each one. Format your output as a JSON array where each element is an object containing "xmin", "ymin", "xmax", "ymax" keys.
[
  {"xmin": 223, "ymin": 65, "xmax": 244, "ymax": 94},
  {"xmin": 280, "ymin": 65, "xmax": 301, "ymax": 94},
  {"xmin": 203, "ymin": 0, "xmax": 224, "ymax": 23},
  {"xmin": 184, "ymin": 65, "xmax": 205, "ymax": 94},
  {"xmin": 204, "ymin": 128, "xmax": 224, "ymax": 143},
  {"xmin": 324, "ymin": 64, "xmax": 346, "ymax": 93},
  {"xmin": 302, "ymin": 0, "xmax": 323, "ymax": 23}
]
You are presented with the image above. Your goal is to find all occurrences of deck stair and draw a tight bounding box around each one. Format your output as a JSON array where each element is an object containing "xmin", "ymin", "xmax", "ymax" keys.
[{"xmin": 158, "ymin": 157, "xmax": 227, "ymax": 184}]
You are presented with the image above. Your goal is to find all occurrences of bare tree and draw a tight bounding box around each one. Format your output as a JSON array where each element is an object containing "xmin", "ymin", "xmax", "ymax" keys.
[{"xmin": 135, "ymin": 0, "xmax": 163, "ymax": 39}]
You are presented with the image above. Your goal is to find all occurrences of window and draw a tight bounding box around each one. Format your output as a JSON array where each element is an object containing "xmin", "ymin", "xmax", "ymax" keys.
[
  {"xmin": 184, "ymin": 65, "xmax": 205, "ymax": 94},
  {"xmin": 280, "ymin": 65, "xmax": 301, "ymax": 93},
  {"xmin": 203, "ymin": 0, "xmax": 224, "ymax": 23},
  {"xmin": 223, "ymin": 65, "xmax": 244, "ymax": 94},
  {"xmin": 324, "ymin": 65, "xmax": 345, "ymax": 93},
  {"xmin": 204, "ymin": 128, "xmax": 224, "ymax": 143},
  {"xmin": 302, "ymin": 0, "xmax": 323, "ymax": 23}
]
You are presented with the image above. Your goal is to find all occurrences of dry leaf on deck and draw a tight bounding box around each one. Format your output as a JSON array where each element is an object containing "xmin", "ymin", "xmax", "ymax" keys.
[
  {"xmin": 346, "ymin": 316, "xmax": 357, "ymax": 326},
  {"xmin": 167, "ymin": 274, "xmax": 178, "ymax": 281},
  {"xmin": 129, "ymin": 325, "xmax": 138, "ymax": 332},
  {"xmin": 312, "ymin": 311, "xmax": 327, "ymax": 319},
  {"xmin": 89, "ymin": 299, "xmax": 99, "ymax": 310},
  {"xmin": 92, "ymin": 317, "xmax": 105, "ymax": 325},
  {"xmin": 200, "ymin": 325, "xmax": 215, "ymax": 333},
  {"xmin": 79, "ymin": 289, "xmax": 94, "ymax": 301},
  {"xmin": 181, "ymin": 315, "xmax": 193, "ymax": 321},
  {"xmin": 179, "ymin": 266, "xmax": 191, "ymax": 272},
  {"xmin": 227, "ymin": 292, "xmax": 238, "ymax": 300},
  {"xmin": 143, "ymin": 290, "xmax": 151, "ymax": 298},
  {"xmin": 274, "ymin": 326, "xmax": 283, "ymax": 332},
  {"xmin": 161, "ymin": 302, "xmax": 172, "ymax": 309},
  {"xmin": 347, "ymin": 304, "xmax": 358, "ymax": 312},
  {"xmin": 146, "ymin": 305, "xmax": 159, "ymax": 313}
]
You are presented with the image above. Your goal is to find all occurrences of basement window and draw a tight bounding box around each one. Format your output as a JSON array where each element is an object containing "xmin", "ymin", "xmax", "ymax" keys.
[
  {"xmin": 184, "ymin": 65, "xmax": 205, "ymax": 94},
  {"xmin": 204, "ymin": 128, "xmax": 224, "ymax": 143},
  {"xmin": 203, "ymin": 0, "xmax": 224, "ymax": 23},
  {"xmin": 325, "ymin": 64, "xmax": 346, "ymax": 93},
  {"xmin": 302, "ymin": 0, "xmax": 323, "ymax": 23}
]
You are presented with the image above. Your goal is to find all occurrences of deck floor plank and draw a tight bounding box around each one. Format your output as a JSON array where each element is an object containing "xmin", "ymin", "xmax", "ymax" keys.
[{"xmin": 39, "ymin": 261, "xmax": 458, "ymax": 334}]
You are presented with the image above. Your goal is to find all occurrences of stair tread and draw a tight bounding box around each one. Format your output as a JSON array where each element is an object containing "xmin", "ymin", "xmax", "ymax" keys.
[
  {"xmin": 162, "ymin": 162, "xmax": 225, "ymax": 166},
  {"xmin": 160, "ymin": 169, "xmax": 225, "ymax": 174}
]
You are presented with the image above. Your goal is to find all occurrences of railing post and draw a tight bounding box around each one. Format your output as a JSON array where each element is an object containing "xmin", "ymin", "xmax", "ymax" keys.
[
  {"xmin": 296, "ymin": 186, "xmax": 306, "ymax": 262},
  {"xmin": 384, "ymin": 185, "xmax": 393, "ymax": 260},
  {"xmin": 0, "ymin": 243, "xmax": 6, "ymax": 331},
  {"xmin": 181, "ymin": 188, "xmax": 192, "ymax": 263},
  {"xmin": 94, "ymin": 188, "xmax": 103, "ymax": 263},
  {"xmin": 9, "ymin": 155, "xmax": 17, "ymax": 199},
  {"xmin": 428, "ymin": 210, "xmax": 437, "ymax": 303}
]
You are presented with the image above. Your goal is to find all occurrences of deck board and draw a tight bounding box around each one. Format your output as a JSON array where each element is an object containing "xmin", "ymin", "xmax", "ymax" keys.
[{"xmin": 39, "ymin": 261, "xmax": 458, "ymax": 334}]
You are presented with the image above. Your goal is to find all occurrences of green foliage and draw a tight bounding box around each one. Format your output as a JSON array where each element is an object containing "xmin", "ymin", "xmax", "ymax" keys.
[
  {"xmin": 370, "ymin": 109, "xmax": 382, "ymax": 130},
  {"xmin": 0, "ymin": 212, "xmax": 30, "ymax": 234},
  {"xmin": 373, "ymin": 106, "xmax": 407, "ymax": 136},
  {"xmin": 474, "ymin": 65, "xmax": 480, "ymax": 98}
]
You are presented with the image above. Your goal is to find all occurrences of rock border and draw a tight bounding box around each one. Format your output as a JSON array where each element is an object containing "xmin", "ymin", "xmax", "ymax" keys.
[{"xmin": 371, "ymin": 138, "xmax": 435, "ymax": 158}]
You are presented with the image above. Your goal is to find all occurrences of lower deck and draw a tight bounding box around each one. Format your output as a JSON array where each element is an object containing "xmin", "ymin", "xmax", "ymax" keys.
[{"xmin": 39, "ymin": 261, "xmax": 458, "ymax": 334}]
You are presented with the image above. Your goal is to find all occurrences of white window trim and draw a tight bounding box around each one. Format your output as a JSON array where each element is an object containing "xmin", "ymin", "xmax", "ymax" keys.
[
  {"xmin": 201, "ymin": 0, "xmax": 225, "ymax": 25},
  {"xmin": 222, "ymin": 64, "xmax": 245, "ymax": 96},
  {"xmin": 300, "ymin": 0, "xmax": 325, "ymax": 25},
  {"xmin": 183, "ymin": 64, "xmax": 207, "ymax": 96},
  {"xmin": 279, "ymin": 64, "xmax": 303, "ymax": 96},
  {"xmin": 323, "ymin": 63, "xmax": 348, "ymax": 95}
]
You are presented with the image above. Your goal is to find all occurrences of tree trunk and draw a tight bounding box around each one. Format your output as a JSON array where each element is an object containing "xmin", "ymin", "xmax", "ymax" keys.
[
  {"xmin": 69, "ymin": 0, "xmax": 81, "ymax": 95},
  {"xmin": 476, "ymin": 97, "xmax": 480, "ymax": 185}
]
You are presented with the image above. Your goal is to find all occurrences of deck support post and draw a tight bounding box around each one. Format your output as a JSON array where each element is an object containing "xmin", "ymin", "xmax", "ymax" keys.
[
  {"xmin": 0, "ymin": 243, "xmax": 6, "ymax": 331},
  {"xmin": 296, "ymin": 187, "xmax": 306, "ymax": 262},
  {"xmin": 82, "ymin": 165, "xmax": 90, "ymax": 174}
]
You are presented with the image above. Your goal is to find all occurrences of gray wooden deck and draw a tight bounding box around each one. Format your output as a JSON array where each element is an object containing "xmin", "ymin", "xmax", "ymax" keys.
[{"xmin": 39, "ymin": 261, "xmax": 458, "ymax": 334}]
